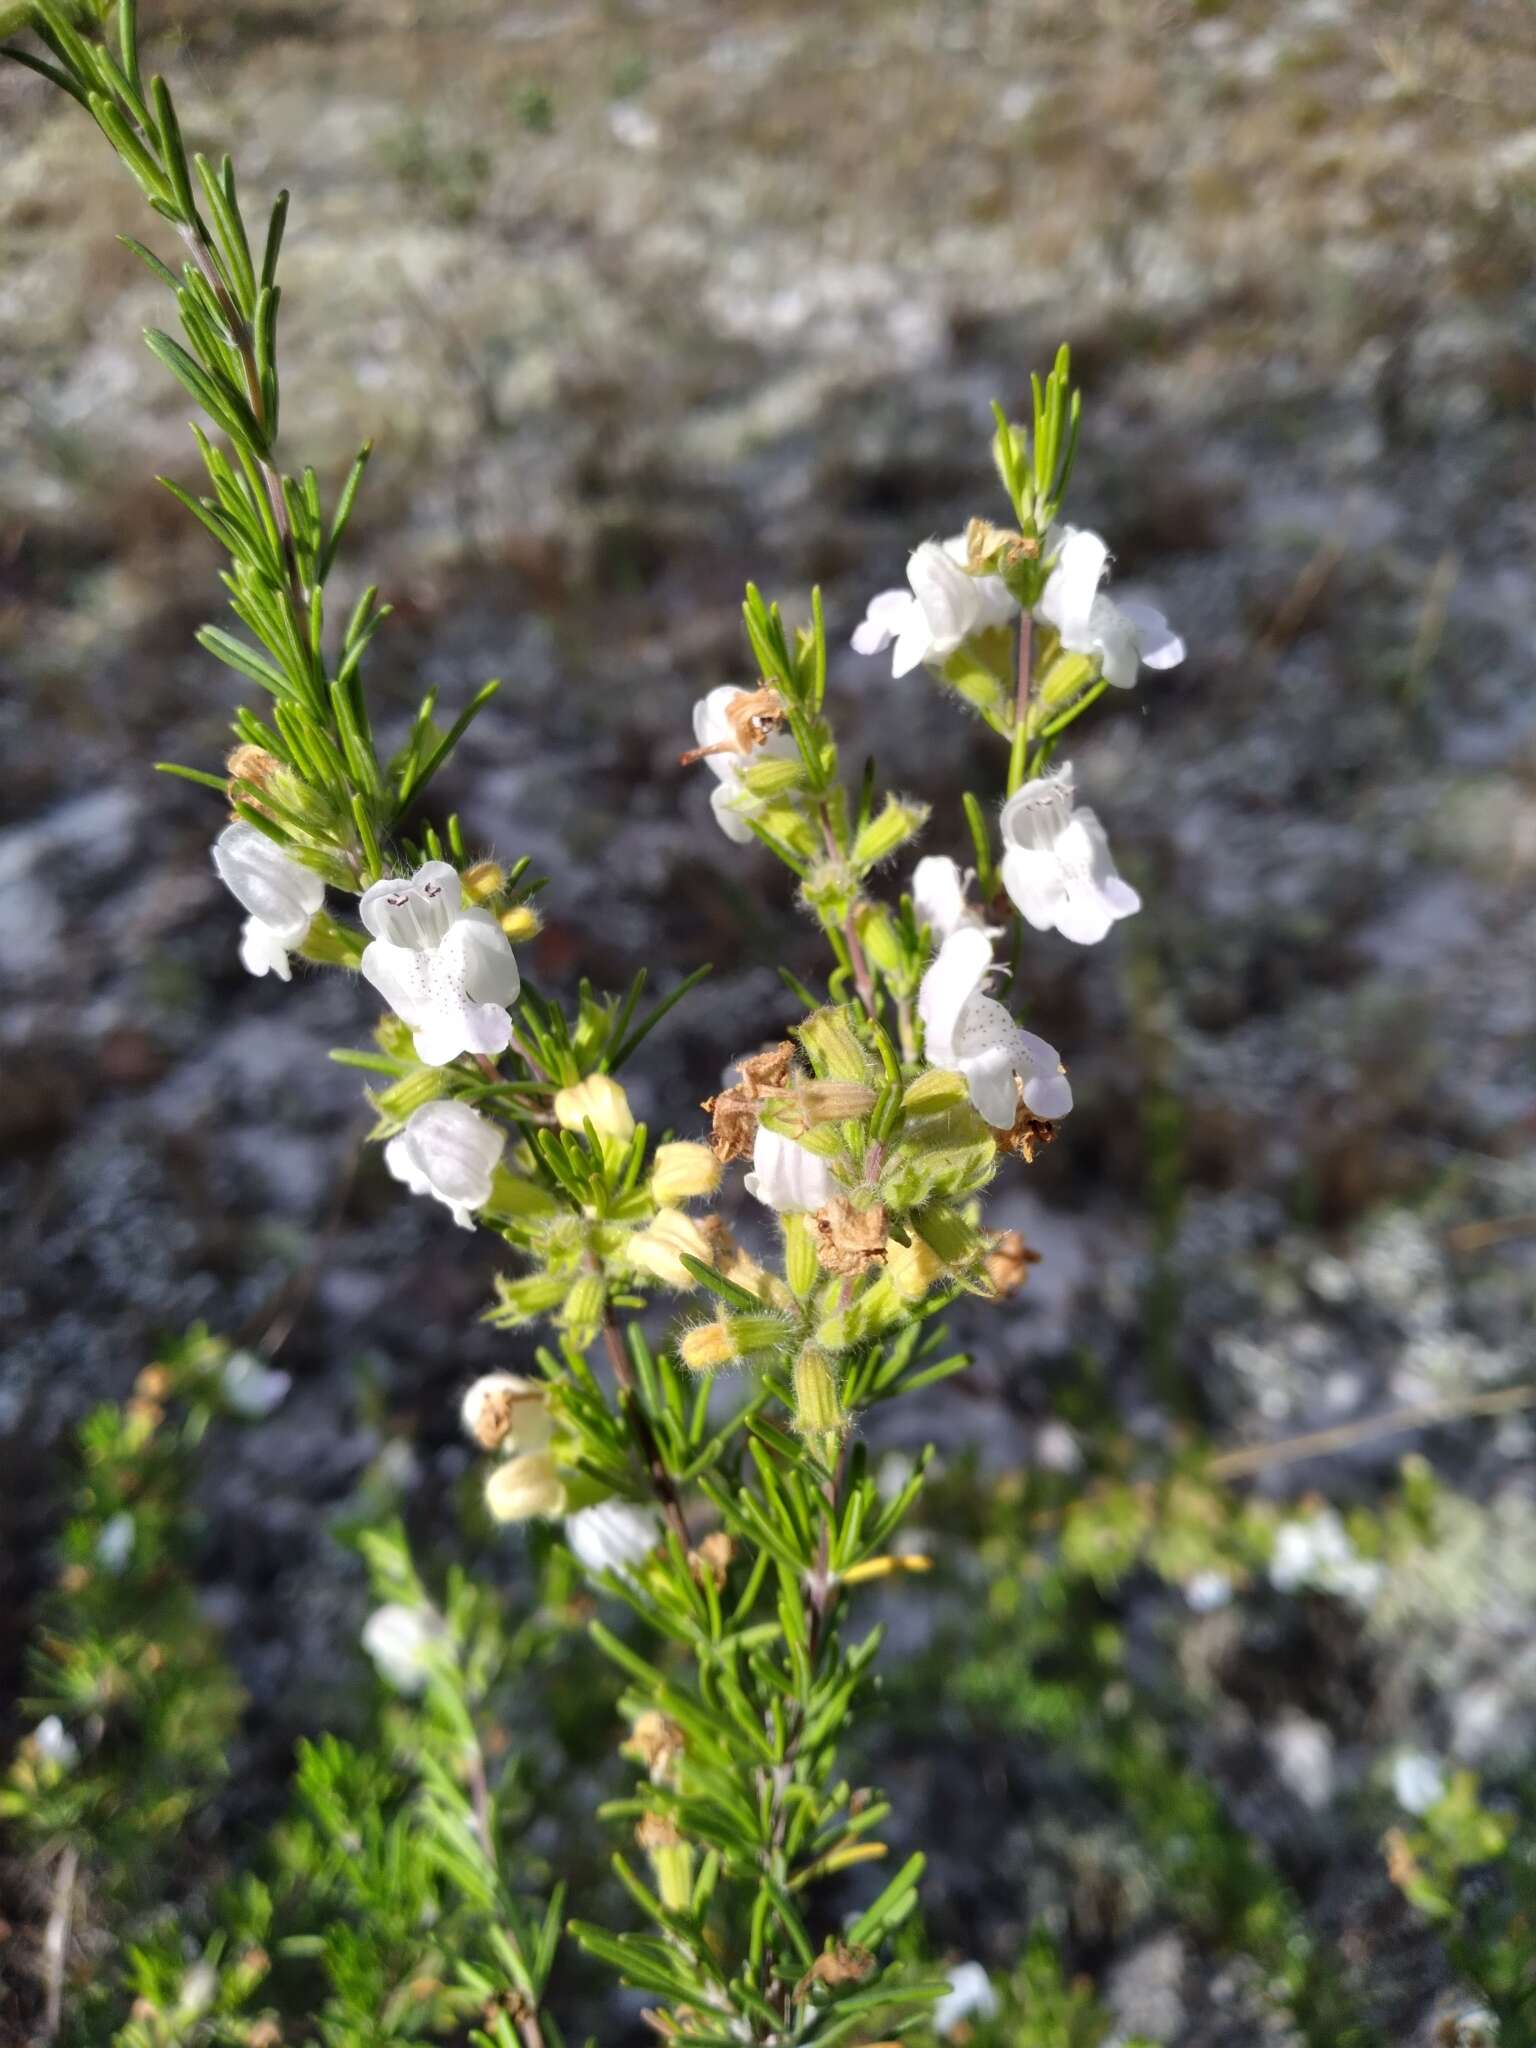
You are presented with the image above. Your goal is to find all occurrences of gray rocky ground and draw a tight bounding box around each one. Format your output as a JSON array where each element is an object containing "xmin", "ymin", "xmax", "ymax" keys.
[{"xmin": 4, "ymin": 0, "xmax": 1536, "ymax": 2038}]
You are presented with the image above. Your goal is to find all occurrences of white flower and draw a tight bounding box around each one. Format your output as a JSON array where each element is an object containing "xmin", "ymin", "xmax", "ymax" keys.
[
  {"xmin": 1185, "ymin": 1570, "xmax": 1234, "ymax": 1613},
  {"xmin": 359, "ymin": 861, "xmax": 522, "ymax": 1067},
  {"xmin": 998, "ymin": 761, "xmax": 1140, "ymax": 947},
  {"xmin": 918, "ymin": 926, "xmax": 1072, "ymax": 1128},
  {"xmin": 933, "ymin": 1961, "xmax": 999, "ymax": 2036},
  {"xmin": 361, "ymin": 1601, "xmax": 446, "ymax": 1694},
  {"xmin": 744, "ymin": 1126, "xmax": 835, "ymax": 1213},
  {"xmin": 910, "ymin": 853, "xmax": 997, "ymax": 947},
  {"xmin": 33, "ymin": 1716, "xmax": 78, "ymax": 1769},
  {"xmin": 213, "ymin": 822, "xmax": 324, "ymax": 980},
  {"xmin": 238, "ymin": 915, "xmax": 297, "ymax": 981},
  {"xmin": 95, "ymin": 1511, "xmax": 135, "ymax": 1575},
  {"xmin": 1037, "ymin": 525, "xmax": 1185, "ymax": 690},
  {"xmin": 691, "ymin": 685, "xmax": 798, "ymax": 845},
  {"xmin": 385, "ymin": 1097, "xmax": 506, "ymax": 1229},
  {"xmin": 852, "ymin": 536, "xmax": 1018, "ymax": 678},
  {"xmin": 1392, "ymin": 1750, "xmax": 1446, "ymax": 1816},
  {"xmin": 220, "ymin": 1348, "xmax": 292, "ymax": 1418},
  {"xmin": 1269, "ymin": 1509, "xmax": 1383, "ymax": 1605},
  {"xmin": 565, "ymin": 1500, "xmax": 661, "ymax": 1581}
]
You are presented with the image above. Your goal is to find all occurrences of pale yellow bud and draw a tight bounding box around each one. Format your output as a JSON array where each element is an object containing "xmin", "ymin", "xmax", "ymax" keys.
[
  {"xmin": 630, "ymin": 1209, "xmax": 715, "ymax": 1290},
  {"xmin": 679, "ymin": 1322, "xmax": 737, "ymax": 1373},
  {"xmin": 554, "ymin": 1074, "xmax": 635, "ymax": 1142},
  {"xmin": 885, "ymin": 1230, "xmax": 946, "ymax": 1302},
  {"xmin": 650, "ymin": 1141, "xmax": 723, "ymax": 1206},
  {"xmin": 499, "ymin": 903, "xmax": 542, "ymax": 943},
  {"xmin": 459, "ymin": 1373, "xmax": 552, "ymax": 1453},
  {"xmin": 461, "ymin": 860, "xmax": 505, "ymax": 902},
  {"xmin": 484, "ymin": 1450, "xmax": 566, "ymax": 1523}
]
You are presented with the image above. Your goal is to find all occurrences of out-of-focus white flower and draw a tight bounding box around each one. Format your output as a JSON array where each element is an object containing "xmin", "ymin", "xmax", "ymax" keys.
[
  {"xmin": 95, "ymin": 1511, "xmax": 135, "ymax": 1575},
  {"xmin": 174, "ymin": 1963, "xmax": 219, "ymax": 2022},
  {"xmin": 566, "ymin": 1500, "xmax": 661, "ymax": 1581},
  {"xmin": 918, "ymin": 927, "xmax": 1072, "ymax": 1129},
  {"xmin": 852, "ymin": 537, "xmax": 1018, "ymax": 678},
  {"xmin": 1392, "ymin": 1750, "xmax": 1446, "ymax": 1816},
  {"xmin": 1269, "ymin": 1508, "xmax": 1383, "ymax": 1605},
  {"xmin": 1185, "ymin": 1570, "xmax": 1235, "ymax": 1613},
  {"xmin": 744, "ymin": 1126, "xmax": 835, "ymax": 1213},
  {"xmin": 1037, "ymin": 525, "xmax": 1184, "ymax": 690},
  {"xmin": 998, "ymin": 762, "xmax": 1139, "ymax": 947},
  {"xmin": 933, "ymin": 1960, "xmax": 999, "ymax": 2036},
  {"xmin": 220, "ymin": 1348, "xmax": 292, "ymax": 1418},
  {"xmin": 34, "ymin": 1716, "xmax": 78, "ymax": 1769},
  {"xmin": 361, "ymin": 1602, "xmax": 446, "ymax": 1694},
  {"xmin": 213, "ymin": 822, "xmax": 324, "ymax": 981},
  {"xmin": 690, "ymin": 685, "xmax": 798, "ymax": 845},
  {"xmin": 911, "ymin": 853, "xmax": 998, "ymax": 948},
  {"xmin": 360, "ymin": 861, "xmax": 522, "ymax": 1067},
  {"xmin": 384, "ymin": 1098, "xmax": 506, "ymax": 1229}
]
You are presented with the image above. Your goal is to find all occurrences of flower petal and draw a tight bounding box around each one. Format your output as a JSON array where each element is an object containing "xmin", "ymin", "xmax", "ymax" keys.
[
  {"xmin": 851, "ymin": 588, "xmax": 914, "ymax": 655},
  {"xmin": 999, "ymin": 845, "xmax": 1066, "ymax": 933},
  {"xmin": 451, "ymin": 910, "xmax": 523, "ymax": 1008},
  {"xmin": 1118, "ymin": 598, "xmax": 1185, "ymax": 670},
  {"xmin": 1038, "ymin": 527, "xmax": 1108, "ymax": 647},
  {"xmin": 709, "ymin": 780, "xmax": 757, "ymax": 843},
  {"xmin": 911, "ymin": 855, "xmax": 969, "ymax": 944},
  {"xmin": 917, "ymin": 926, "xmax": 994, "ymax": 1062}
]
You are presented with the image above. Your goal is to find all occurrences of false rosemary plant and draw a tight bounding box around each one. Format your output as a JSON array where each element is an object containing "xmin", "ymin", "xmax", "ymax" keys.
[{"xmin": 4, "ymin": 3, "xmax": 1186, "ymax": 2041}]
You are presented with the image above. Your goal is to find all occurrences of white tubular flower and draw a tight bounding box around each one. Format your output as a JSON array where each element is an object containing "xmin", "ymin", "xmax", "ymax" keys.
[
  {"xmin": 361, "ymin": 1602, "xmax": 446, "ymax": 1694},
  {"xmin": 95, "ymin": 1511, "xmax": 135, "ymax": 1575},
  {"xmin": 565, "ymin": 1500, "xmax": 661, "ymax": 1580},
  {"xmin": 852, "ymin": 536, "xmax": 1017, "ymax": 678},
  {"xmin": 691, "ymin": 685, "xmax": 797, "ymax": 845},
  {"xmin": 359, "ymin": 861, "xmax": 522, "ymax": 1067},
  {"xmin": 213, "ymin": 822, "xmax": 324, "ymax": 980},
  {"xmin": 744, "ymin": 1125, "xmax": 835, "ymax": 1214},
  {"xmin": 1037, "ymin": 525, "xmax": 1185, "ymax": 690},
  {"xmin": 1392, "ymin": 1750, "xmax": 1445, "ymax": 1816},
  {"xmin": 34, "ymin": 1716, "xmax": 78, "ymax": 1770},
  {"xmin": 910, "ymin": 853, "xmax": 996, "ymax": 947},
  {"xmin": 918, "ymin": 927, "xmax": 1072, "ymax": 1128},
  {"xmin": 933, "ymin": 1961, "xmax": 999, "ymax": 2036},
  {"xmin": 220, "ymin": 1348, "xmax": 292, "ymax": 1418},
  {"xmin": 1269, "ymin": 1509, "xmax": 1383, "ymax": 1605},
  {"xmin": 384, "ymin": 1098, "xmax": 506, "ymax": 1229},
  {"xmin": 998, "ymin": 762, "xmax": 1140, "ymax": 947}
]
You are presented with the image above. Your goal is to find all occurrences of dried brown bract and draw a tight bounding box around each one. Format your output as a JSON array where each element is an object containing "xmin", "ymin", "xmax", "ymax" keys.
[
  {"xmin": 794, "ymin": 1944, "xmax": 876, "ymax": 1999},
  {"xmin": 985, "ymin": 1229, "xmax": 1042, "ymax": 1297},
  {"xmin": 814, "ymin": 1197, "xmax": 889, "ymax": 1276}
]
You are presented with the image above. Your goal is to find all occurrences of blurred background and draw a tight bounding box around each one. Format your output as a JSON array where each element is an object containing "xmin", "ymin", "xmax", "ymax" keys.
[{"xmin": 5, "ymin": 0, "xmax": 1536, "ymax": 2039}]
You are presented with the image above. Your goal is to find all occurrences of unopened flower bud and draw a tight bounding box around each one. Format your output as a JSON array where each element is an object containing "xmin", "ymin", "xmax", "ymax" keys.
[
  {"xmin": 461, "ymin": 859, "xmax": 505, "ymax": 902},
  {"xmin": 635, "ymin": 1812, "xmax": 693, "ymax": 1912},
  {"xmin": 796, "ymin": 1080, "xmax": 878, "ymax": 1126},
  {"xmin": 499, "ymin": 903, "xmax": 542, "ymax": 943},
  {"xmin": 485, "ymin": 1450, "xmax": 566, "ymax": 1523},
  {"xmin": 851, "ymin": 794, "xmax": 929, "ymax": 870},
  {"xmin": 679, "ymin": 1321, "xmax": 737, "ymax": 1374},
  {"xmin": 630, "ymin": 1209, "xmax": 716, "ymax": 1290},
  {"xmin": 795, "ymin": 1007, "xmax": 872, "ymax": 1083},
  {"xmin": 460, "ymin": 1372, "xmax": 552, "ymax": 1453},
  {"xmin": 554, "ymin": 1074, "xmax": 635, "ymax": 1142},
  {"xmin": 901, "ymin": 1068, "xmax": 970, "ymax": 1114},
  {"xmin": 855, "ymin": 902, "xmax": 907, "ymax": 976},
  {"xmin": 885, "ymin": 1229, "xmax": 946, "ymax": 1302},
  {"xmin": 651, "ymin": 1141, "xmax": 723, "ymax": 1206},
  {"xmin": 791, "ymin": 1346, "xmax": 847, "ymax": 1440}
]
